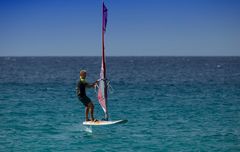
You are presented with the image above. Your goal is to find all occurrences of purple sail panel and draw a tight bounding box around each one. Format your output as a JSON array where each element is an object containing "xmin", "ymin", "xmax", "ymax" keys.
[{"xmin": 102, "ymin": 3, "xmax": 108, "ymax": 33}]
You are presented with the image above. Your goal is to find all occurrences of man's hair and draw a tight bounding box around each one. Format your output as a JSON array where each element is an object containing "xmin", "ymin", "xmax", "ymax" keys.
[{"xmin": 80, "ymin": 70, "xmax": 87, "ymax": 75}]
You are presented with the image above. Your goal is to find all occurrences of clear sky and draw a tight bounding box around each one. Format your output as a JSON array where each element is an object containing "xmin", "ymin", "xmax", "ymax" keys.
[{"xmin": 0, "ymin": 0, "xmax": 240, "ymax": 56}]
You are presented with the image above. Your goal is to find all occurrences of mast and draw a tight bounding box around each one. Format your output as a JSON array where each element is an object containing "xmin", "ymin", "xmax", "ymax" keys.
[{"xmin": 102, "ymin": 1, "xmax": 108, "ymax": 120}]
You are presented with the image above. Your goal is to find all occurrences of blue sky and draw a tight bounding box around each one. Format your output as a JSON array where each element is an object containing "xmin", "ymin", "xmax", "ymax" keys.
[{"xmin": 0, "ymin": 0, "xmax": 240, "ymax": 56}]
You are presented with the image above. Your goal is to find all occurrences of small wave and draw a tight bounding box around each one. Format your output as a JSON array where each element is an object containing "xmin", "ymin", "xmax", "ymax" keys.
[
  {"xmin": 67, "ymin": 123, "xmax": 92, "ymax": 133},
  {"xmin": 83, "ymin": 126, "xmax": 93, "ymax": 133}
]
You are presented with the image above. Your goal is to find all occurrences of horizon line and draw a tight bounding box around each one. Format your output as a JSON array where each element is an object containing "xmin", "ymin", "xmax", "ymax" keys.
[{"xmin": 0, "ymin": 55, "xmax": 240, "ymax": 57}]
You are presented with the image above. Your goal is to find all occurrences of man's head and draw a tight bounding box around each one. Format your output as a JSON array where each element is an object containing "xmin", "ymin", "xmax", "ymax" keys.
[{"xmin": 80, "ymin": 70, "xmax": 87, "ymax": 79}]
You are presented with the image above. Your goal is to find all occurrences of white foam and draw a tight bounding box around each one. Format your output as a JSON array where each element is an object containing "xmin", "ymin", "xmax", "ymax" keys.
[{"xmin": 83, "ymin": 126, "xmax": 93, "ymax": 133}]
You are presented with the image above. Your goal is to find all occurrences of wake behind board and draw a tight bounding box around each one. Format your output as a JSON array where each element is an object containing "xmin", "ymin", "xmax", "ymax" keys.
[{"xmin": 83, "ymin": 120, "xmax": 128, "ymax": 126}]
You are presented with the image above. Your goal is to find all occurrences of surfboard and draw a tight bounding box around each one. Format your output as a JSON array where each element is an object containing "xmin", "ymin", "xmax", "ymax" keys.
[{"xmin": 83, "ymin": 120, "xmax": 128, "ymax": 126}]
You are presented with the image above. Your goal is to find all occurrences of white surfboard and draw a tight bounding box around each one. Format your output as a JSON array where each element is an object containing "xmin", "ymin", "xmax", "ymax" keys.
[{"xmin": 83, "ymin": 120, "xmax": 128, "ymax": 126}]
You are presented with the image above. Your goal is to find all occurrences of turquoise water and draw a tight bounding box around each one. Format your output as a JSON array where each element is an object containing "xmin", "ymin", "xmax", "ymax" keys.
[{"xmin": 0, "ymin": 57, "xmax": 240, "ymax": 151}]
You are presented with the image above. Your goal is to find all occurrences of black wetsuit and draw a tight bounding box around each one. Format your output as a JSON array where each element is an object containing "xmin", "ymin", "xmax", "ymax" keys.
[{"xmin": 76, "ymin": 79, "xmax": 92, "ymax": 106}]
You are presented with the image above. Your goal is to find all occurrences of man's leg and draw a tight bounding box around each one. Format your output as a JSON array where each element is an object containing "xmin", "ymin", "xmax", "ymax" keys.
[
  {"xmin": 88, "ymin": 102, "xmax": 95, "ymax": 121},
  {"xmin": 85, "ymin": 106, "xmax": 90, "ymax": 121}
]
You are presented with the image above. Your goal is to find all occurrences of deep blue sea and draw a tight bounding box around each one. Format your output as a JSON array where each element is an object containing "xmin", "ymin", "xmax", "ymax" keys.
[{"xmin": 0, "ymin": 57, "xmax": 239, "ymax": 151}]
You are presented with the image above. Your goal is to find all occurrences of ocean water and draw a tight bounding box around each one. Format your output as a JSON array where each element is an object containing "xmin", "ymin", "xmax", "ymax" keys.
[{"xmin": 0, "ymin": 57, "xmax": 239, "ymax": 151}]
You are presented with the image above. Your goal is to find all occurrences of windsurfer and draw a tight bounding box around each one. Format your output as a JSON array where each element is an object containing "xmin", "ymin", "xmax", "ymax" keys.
[{"xmin": 76, "ymin": 70, "xmax": 98, "ymax": 122}]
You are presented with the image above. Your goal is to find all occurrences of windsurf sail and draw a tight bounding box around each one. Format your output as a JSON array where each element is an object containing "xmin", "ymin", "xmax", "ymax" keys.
[{"xmin": 97, "ymin": 2, "xmax": 108, "ymax": 120}]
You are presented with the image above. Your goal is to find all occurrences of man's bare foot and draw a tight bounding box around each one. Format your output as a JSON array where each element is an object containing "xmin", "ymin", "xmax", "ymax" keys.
[
  {"xmin": 91, "ymin": 119, "xmax": 98, "ymax": 122},
  {"xmin": 86, "ymin": 118, "xmax": 90, "ymax": 121}
]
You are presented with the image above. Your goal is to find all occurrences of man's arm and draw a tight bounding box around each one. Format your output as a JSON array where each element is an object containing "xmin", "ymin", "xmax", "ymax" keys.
[
  {"xmin": 76, "ymin": 81, "xmax": 81, "ymax": 96},
  {"xmin": 86, "ymin": 81, "xmax": 98, "ymax": 88}
]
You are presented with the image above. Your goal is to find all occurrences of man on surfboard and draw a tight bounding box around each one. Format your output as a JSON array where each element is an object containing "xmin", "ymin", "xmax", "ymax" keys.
[{"xmin": 76, "ymin": 70, "xmax": 98, "ymax": 122}]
